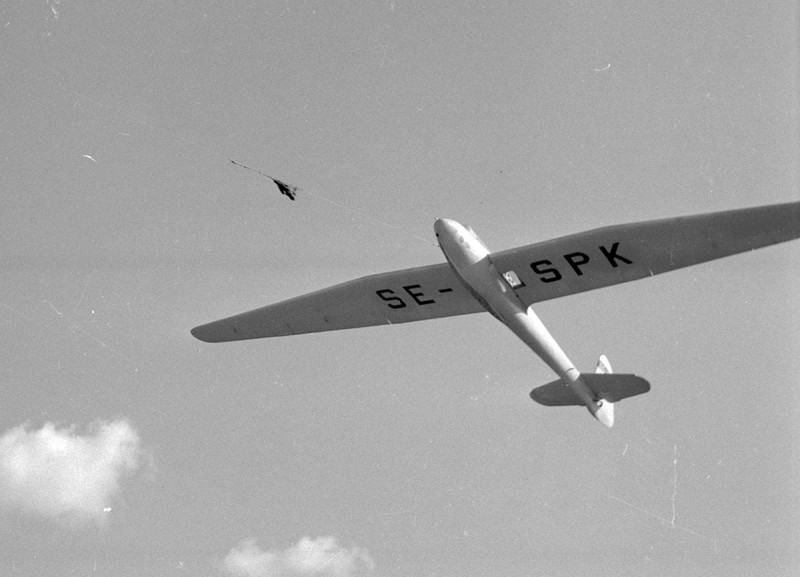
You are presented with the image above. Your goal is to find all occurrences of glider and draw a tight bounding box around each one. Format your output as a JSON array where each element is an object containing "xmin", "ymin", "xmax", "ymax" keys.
[{"xmin": 192, "ymin": 202, "xmax": 800, "ymax": 427}]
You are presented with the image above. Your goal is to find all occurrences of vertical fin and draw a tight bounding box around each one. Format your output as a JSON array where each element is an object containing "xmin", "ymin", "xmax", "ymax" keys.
[{"xmin": 595, "ymin": 354, "xmax": 612, "ymax": 374}]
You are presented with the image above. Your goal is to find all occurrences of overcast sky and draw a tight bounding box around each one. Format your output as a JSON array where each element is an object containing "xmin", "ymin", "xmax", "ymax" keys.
[{"xmin": 1, "ymin": 1, "xmax": 799, "ymax": 576}]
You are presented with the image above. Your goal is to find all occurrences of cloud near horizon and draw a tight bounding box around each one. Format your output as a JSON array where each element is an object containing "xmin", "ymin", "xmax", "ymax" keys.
[
  {"xmin": 222, "ymin": 536, "xmax": 376, "ymax": 577},
  {"xmin": 0, "ymin": 419, "xmax": 144, "ymax": 524}
]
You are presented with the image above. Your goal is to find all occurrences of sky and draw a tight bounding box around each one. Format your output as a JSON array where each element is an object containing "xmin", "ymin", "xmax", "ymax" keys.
[{"xmin": 1, "ymin": 1, "xmax": 799, "ymax": 576}]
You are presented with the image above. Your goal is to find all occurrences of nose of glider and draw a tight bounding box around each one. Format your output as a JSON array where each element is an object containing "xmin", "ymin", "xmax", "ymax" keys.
[
  {"xmin": 434, "ymin": 217, "xmax": 459, "ymax": 238},
  {"xmin": 434, "ymin": 217, "xmax": 491, "ymax": 268},
  {"xmin": 434, "ymin": 218, "xmax": 463, "ymax": 256}
]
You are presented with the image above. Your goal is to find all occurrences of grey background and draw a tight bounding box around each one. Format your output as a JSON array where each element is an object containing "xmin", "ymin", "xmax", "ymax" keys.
[{"xmin": 1, "ymin": 1, "xmax": 798, "ymax": 575}]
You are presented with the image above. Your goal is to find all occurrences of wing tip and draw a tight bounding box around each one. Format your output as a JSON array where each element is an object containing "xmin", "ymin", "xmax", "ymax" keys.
[
  {"xmin": 191, "ymin": 321, "xmax": 246, "ymax": 343},
  {"xmin": 191, "ymin": 316, "xmax": 296, "ymax": 342},
  {"xmin": 190, "ymin": 324, "xmax": 219, "ymax": 343}
]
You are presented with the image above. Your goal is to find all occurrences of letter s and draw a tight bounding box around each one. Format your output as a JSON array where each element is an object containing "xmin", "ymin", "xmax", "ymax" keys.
[
  {"xmin": 376, "ymin": 289, "xmax": 406, "ymax": 309},
  {"xmin": 531, "ymin": 260, "xmax": 562, "ymax": 283}
]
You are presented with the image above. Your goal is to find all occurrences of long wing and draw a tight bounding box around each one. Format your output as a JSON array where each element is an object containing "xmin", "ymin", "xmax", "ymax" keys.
[
  {"xmin": 490, "ymin": 201, "xmax": 800, "ymax": 308},
  {"xmin": 192, "ymin": 201, "xmax": 800, "ymax": 342},
  {"xmin": 191, "ymin": 263, "xmax": 484, "ymax": 342}
]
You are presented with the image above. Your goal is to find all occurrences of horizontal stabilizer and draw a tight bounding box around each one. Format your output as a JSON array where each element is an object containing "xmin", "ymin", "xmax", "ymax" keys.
[
  {"xmin": 530, "ymin": 380, "xmax": 583, "ymax": 406},
  {"xmin": 530, "ymin": 374, "xmax": 650, "ymax": 406}
]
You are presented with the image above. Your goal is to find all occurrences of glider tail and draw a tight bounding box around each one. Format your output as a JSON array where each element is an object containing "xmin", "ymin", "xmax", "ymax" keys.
[{"xmin": 529, "ymin": 355, "xmax": 650, "ymax": 427}]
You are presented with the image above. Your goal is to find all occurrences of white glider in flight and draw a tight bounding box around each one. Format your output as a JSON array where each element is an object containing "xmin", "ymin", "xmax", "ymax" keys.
[{"xmin": 192, "ymin": 202, "xmax": 800, "ymax": 427}]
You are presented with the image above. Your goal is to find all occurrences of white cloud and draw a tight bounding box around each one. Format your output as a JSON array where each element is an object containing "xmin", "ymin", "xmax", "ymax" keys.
[
  {"xmin": 222, "ymin": 536, "xmax": 375, "ymax": 577},
  {"xmin": 0, "ymin": 419, "xmax": 144, "ymax": 525}
]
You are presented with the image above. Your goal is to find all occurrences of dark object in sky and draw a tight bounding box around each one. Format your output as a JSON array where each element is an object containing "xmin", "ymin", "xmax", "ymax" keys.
[
  {"xmin": 228, "ymin": 159, "xmax": 299, "ymax": 201},
  {"xmin": 272, "ymin": 178, "xmax": 299, "ymax": 201}
]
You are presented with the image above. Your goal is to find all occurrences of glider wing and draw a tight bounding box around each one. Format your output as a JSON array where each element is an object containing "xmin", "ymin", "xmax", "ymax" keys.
[
  {"xmin": 191, "ymin": 262, "xmax": 484, "ymax": 342},
  {"xmin": 193, "ymin": 202, "xmax": 800, "ymax": 343},
  {"xmin": 490, "ymin": 201, "xmax": 800, "ymax": 308}
]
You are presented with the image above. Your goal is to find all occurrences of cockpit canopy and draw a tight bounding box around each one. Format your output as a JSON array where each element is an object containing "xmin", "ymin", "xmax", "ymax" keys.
[{"xmin": 466, "ymin": 225, "xmax": 489, "ymax": 252}]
